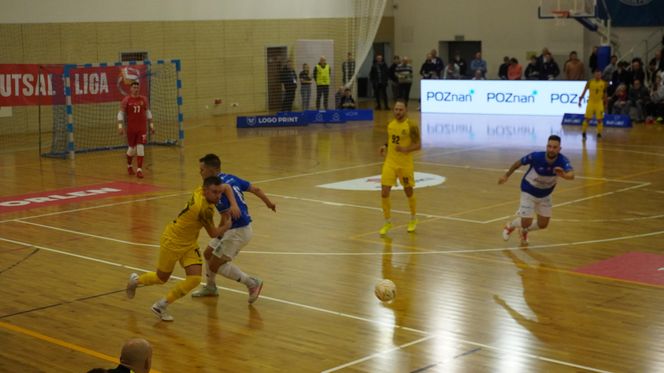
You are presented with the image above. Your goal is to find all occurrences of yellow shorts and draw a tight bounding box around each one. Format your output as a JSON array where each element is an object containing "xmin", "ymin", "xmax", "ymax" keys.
[
  {"xmin": 585, "ymin": 102, "xmax": 604, "ymax": 120},
  {"xmin": 381, "ymin": 163, "xmax": 415, "ymax": 188},
  {"xmin": 156, "ymin": 237, "xmax": 203, "ymax": 273}
]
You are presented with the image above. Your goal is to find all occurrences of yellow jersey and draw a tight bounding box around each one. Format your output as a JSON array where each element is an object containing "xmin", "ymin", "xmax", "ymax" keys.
[
  {"xmin": 587, "ymin": 79, "xmax": 606, "ymax": 103},
  {"xmin": 161, "ymin": 186, "xmax": 216, "ymax": 247},
  {"xmin": 385, "ymin": 118, "xmax": 420, "ymax": 167}
]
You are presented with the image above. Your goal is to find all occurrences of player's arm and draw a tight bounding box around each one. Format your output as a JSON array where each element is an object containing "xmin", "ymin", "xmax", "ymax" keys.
[
  {"xmin": 145, "ymin": 97, "xmax": 155, "ymax": 134},
  {"xmin": 221, "ymin": 184, "xmax": 241, "ymax": 219},
  {"xmin": 117, "ymin": 99, "xmax": 127, "ymax": 135},
  {"xmin": 498, "ymin": 159, "xmax": 523, "ymax": 184},
  {"xmin": 247, "ymin": 185, "xmax": 276, "ymax": 212},
  {"xmin": 396, "ymin": 125, "xmax": 422, "ymax": 153},
  {"xmin": 203, "ymin": 211, "xmax": 232, "ymax": 238},
  {"xmin": 554, "ymin": 167, "xmax": 575, "ymax": 180},
  {"xmin": 578, "ymin": 82, "xmax": 589, "ymax": 107}
]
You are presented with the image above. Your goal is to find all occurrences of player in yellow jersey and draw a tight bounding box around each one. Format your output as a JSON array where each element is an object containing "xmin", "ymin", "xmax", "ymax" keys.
[
  {"xmin": 579, "ymin": 68, "xmax": 607, "ymax": 140},
  {"xmin": 125, "ymin": 176, "xmax": 239, "ymax": 321},
  {"xmin": 379, "ymin": 100, "xmax": 421, "ymax": 235}
]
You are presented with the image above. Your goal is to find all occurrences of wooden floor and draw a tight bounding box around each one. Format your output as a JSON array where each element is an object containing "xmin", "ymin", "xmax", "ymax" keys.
[{"xmin": 1, "ymin": 108, "xmax": 664, "ymax": 372}]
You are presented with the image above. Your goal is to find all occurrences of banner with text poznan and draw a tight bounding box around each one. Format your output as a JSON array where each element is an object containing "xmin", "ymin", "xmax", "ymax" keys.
[{"xmin": 421, "ymin": 80, "xmax": 588, "ymax": 116}]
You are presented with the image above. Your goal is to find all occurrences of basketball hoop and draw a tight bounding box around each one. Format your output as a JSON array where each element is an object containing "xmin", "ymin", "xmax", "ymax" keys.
[{"xmin": 551, "ymin": 10, "xmax": 571, "ymax": 26}]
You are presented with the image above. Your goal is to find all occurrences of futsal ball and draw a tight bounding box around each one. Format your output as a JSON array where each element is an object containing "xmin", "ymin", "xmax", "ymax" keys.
[{"xmin": 374, "ymin": 279, "xmax": 397, "ymax": 302}]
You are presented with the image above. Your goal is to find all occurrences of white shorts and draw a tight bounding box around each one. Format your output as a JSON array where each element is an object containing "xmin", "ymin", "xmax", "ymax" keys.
[
  {"xmin": 517, "ymin": 192, "xmax": 552, "ymax": 218},
  {"xmin": 208, "ymin": 224, "xmax": 253, "ymax": 260}
]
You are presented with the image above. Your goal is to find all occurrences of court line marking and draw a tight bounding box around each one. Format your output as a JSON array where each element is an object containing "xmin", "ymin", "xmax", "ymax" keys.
[
  {"xmin": 414, "ymin": 161, "xmax": 647, "ymax": 184},
  {"xmin": 0, "ymin": 236, "xmax": 613, "ymax": 373},
  {"xmin": 0, "ymin": 321, "xmax": 164, "ymax": 373},
  {"xmin": 322, "ymin": 332, "xmax": 614, "ymax": 373}
]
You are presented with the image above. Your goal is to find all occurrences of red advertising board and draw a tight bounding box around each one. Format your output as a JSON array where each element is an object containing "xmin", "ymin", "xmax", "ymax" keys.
[{"xmin": 0, "ymin": 64, "xmax": 148, "ymax": 106}]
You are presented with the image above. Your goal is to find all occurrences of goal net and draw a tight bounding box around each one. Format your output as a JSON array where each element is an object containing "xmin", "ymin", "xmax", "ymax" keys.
[{"xmin": 42, "ymin": 60, "xmax": 182, "ymax": 158}]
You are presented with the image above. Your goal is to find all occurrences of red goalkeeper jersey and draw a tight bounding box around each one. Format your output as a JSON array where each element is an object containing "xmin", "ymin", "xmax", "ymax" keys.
[{"xmin": 121, "ymin": 95, "xmax": 149, "ymax": 132}]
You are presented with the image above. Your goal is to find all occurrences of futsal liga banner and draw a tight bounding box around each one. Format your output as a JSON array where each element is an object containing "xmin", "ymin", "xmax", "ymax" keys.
[{"xmin": 0, "ymin": 64, "xmax": 148, "ymax": 106}]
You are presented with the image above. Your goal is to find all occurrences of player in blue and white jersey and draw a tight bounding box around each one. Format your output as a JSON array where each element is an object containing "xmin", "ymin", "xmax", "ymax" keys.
[
  {"xmin": 192, "ymin": 154, "xmax": 277, "ymax": 304},
  {"xmin": 498, "ymin": 135, "xmax": 575, "ymax": 245}
]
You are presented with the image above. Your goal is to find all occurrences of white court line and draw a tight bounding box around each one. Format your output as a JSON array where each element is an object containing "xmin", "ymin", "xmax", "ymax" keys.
[
  {"xmin": 415, "ymin": 161, "xmax": 646, "ymax": 184},
  {"xmin": 322, "ymin": 332, "xmax": 614, "ymax": 373},
  {"xmin": 267, "ymin": 193, "xmax": 483, "ymax": 223},
  {"xmin": 0, "ymin": 235, "xmax": 615, "ymax": 373},
  {"xmin": 0, "ymin": 236, "xmax": 426, "ymax": 337},
  {"xmin": 14, "ymin": 220, "xmax": 159, "ymax": 247},
  {"xmin": 5, "ymin": 218, "xmax": 663, "ymax": 257},
  {"xmin": 480, "ymin": 182, "xmax": 651, "ymax": 224}
]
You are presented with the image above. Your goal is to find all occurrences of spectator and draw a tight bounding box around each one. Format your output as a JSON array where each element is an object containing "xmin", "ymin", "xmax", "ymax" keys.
[
  {"xmin": 627, "ymin": 58, "xmax": 646, "ymax": 88},
  {"xmin": 539, "ymin": 52, "xmax": 560, "ymax": 80},
  {"xmin": 507, "ymin": 58, "xmax": 522, "ymax": 80},
  {"xmin": 629, "ymin": 79, "xmax": 650, "ymax": 122},
  {"xmin": 525, "ymin": 56, "xmax": 540, "ymax": 80},
  {"xmin": 388, "ymin": 55, "xmax": 401, "ymax": 103},
  {"xmin": 396, "ymin": 56, "xmax": 414, "ymax": 105},
  {"xmin": 342, "ymin": 52, "xmax": 355, "ymax": 86},
  {"xmin": 334, "ymin": 86, "xmax": 344, "ymax": 109},
  {"xmin": 563, "ymin": 51, "xmax": 585, "ymax": 80},
  {"xmin": 420, "ymin": 52, "xmax": 438, "ymax": 80},
  {"xmin": 280, "ymin": 59, "xmax": 297, "ymax": 112},
  {"xmin": 339, "ymin": 87, "xmax": 356, "ymax": 109},
  {"xmin": 430, "ymin": 49, "xmax": 444, "ymax": 79},
  {"xmin": 608, "ymin": 84, "xmax": 630, "ymax": 115},
  {"xmin": 370, "ymin": 54, "xmax": 389, "ymax": 110},
  {"xmin": 470, "ymin": 51, "xmax": 487, "ymax": 79},
  {"xmin": 472, "ymin": 69, "xmax": 485, "ymax": 80},
  {"xmin": 609, "ymin": 61, "xmax": 631, "ymax": 96},
  {"xmin": 602, "ymin": 55, "xmax": 618, "ymax": 82},
  {"xmin": 443, "ymin": 61, "xmax": 460, "ymax": 80},
  {"xmin": 589, "ymin": 46, "xmax": 598, "ymax": 74},
  {"xmin": 649, "ymin": 49, "xmax": 663, "ymax": 74},
  {"xmin": 452, "ymin": 51, "xmax": 467, "ymax": 77},
  {"xmin": 313, "ymin": 56, "xmax": 331, "ymax": 110},
  {"xmin": 107, "ymin": 338, "xmax": 152, "ymax": 373},
  {"xmin": 645, "ymin": 75, "xmax": 664, "ymax": 123},
  {"xmin": 299, "ymin": 63, "xmax": 312, "ymax": 110},
  {"xmin": 498, "ymin": 56, "xmax": 510, "ymax": 79}
]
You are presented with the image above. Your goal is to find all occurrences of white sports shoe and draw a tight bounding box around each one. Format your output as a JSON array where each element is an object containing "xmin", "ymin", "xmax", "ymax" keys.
[
  {"xmin": 519, "ymin": 229, "xmax": 529, "ymax": 246},
  {"xmin": 126, "ymin": 273, "xmax": 139, "ymax": 299},
  {"xmin": 191, "ymin": 285, "xmax": 219, "ymax": 297},
  {"xmin": 151, "ymin": 302, "xmax": 174, "ymax": 321},
  {"xmin": 248, "ymin": 277, "xmax": 263, "ymax": 304},
  {"xmin": 502, "ymin": 224, "xmax": 516, "ymax": 241}
]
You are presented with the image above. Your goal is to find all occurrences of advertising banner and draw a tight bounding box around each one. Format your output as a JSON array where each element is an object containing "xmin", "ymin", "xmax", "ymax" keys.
[
  {"xmin": 0, "ymin": 64, "xmax": 64, "ymax": 106},
  {"xmin": 421, "ymin": 80, "xmax": 588, "ymax": 116}
]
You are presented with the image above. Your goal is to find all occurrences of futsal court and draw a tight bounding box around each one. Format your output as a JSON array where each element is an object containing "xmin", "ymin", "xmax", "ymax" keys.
[{"xmin": 1, "ymin": 107, "xmax": 664, "ymax": 372}]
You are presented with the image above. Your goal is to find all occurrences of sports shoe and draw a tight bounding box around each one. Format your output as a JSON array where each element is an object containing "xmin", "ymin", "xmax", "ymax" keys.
[
  {"xmin": 126, "ymin": 273, "xmax": 139, "ymax": 299},
  {"xmin": 127, "ymin": 166, "xmax": 135, "ymax": 175},
  {"xmin": 502, "ymin": 223, "xmax": 516, "ymax": 241},
  {"xmin": 407, "ymin": 219, "xmax": 418, "ymax": 233},
  {"xmin": 519, "ymin": 229, "xmax": 529, "ymax": 246},
  {"xmin": 379, "ymin": 222, "xmax": 392, "ymax": 236},
  {"xmin": 191, "ymin": 285, "xmax": 219, "ymax": 297},
  {"xmin": 597, "ymin": 133, "xmax": 602, "ymax": 139},
  {"xmin": 136, "ymin": 169, "xmax": 144, "ymax": 179},
  {"xmin": 581, "ymin": 132, "xmax": 586, "ymax": 141},
  {"xmin": 151, "ymin": 302, "xmax": 174, "ymax": 321},
  {"xmin": 248, "ymin": 277, "xmax": 263, "ymax": 304}
]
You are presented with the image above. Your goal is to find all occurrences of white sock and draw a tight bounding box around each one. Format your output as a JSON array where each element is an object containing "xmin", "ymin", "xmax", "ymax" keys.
[
  {"xmin": 157, "ymin": 298, "xmax": 168, "ymax": 307},
  {"xmin": 205, "ymin": 261, "xmax": 216, "ymax": 288},
  {"xmin": 528, "ymin": 220, "xmax": 541, "ymax": 232},
  {"xmin": 217, "ymin": 262, "xmax": 254, "ymax": 288}
]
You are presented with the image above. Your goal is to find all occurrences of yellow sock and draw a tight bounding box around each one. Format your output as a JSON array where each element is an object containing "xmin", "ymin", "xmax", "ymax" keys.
[
  {"xmin": 166, "ymin": 275, "xmax": 201, "ymax": 304},
  {"xmin": 139, "ymin": 272, "xmax": 164, "ymax": 286},
  {"xmin": 381, "ymin": 197, "xmax": 391, "ymax": 220},
  {"xmin": 597, "ymin": 120, "xmax": 603, "ymax": 135},
  {"xmin": 407, "ymin": 195, "xmax": 416, "ymax": 216},
  {"xmin": 581, "ymin": 119, "xmax": 589, "ymax": 133}
]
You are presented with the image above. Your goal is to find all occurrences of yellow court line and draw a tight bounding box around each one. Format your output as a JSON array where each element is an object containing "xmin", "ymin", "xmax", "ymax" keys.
[{"xmin": 0, "ymin": 321, "xmax": 163, "ymax": 373}]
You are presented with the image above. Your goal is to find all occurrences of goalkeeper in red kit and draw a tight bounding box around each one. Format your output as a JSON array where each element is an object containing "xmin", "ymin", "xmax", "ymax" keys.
[{"xmin": 117, "ymin": 81, "xmax": 154, "ymax": 179}]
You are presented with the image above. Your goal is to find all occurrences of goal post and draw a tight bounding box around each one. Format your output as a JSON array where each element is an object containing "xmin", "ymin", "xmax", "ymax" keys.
[{"xmin": 42, "ymin": 59, "xmax": 183, "ymax": 159}]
